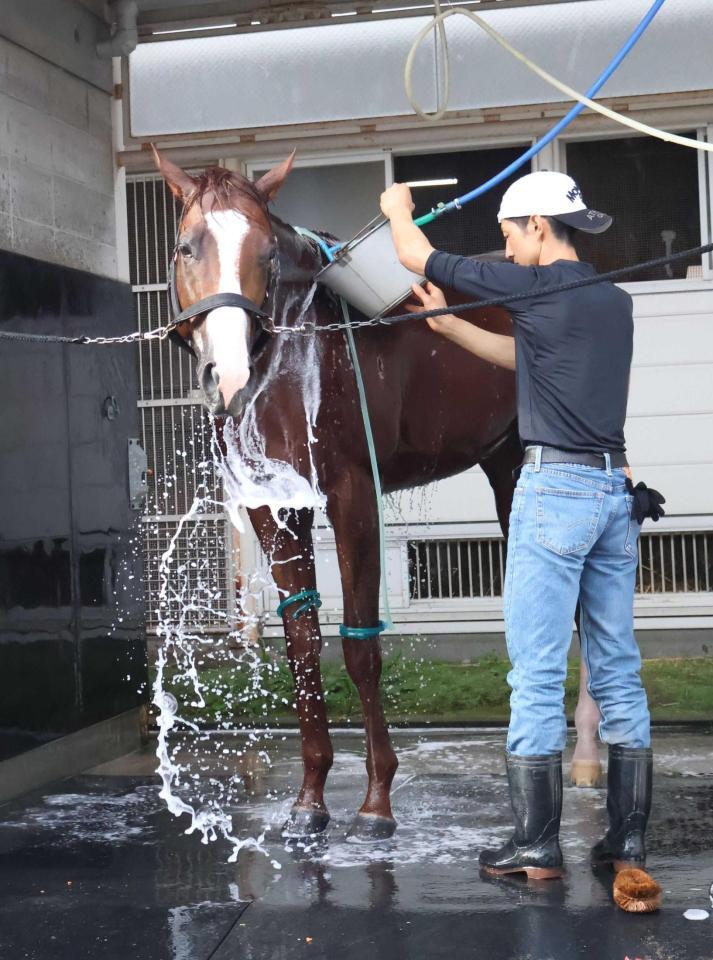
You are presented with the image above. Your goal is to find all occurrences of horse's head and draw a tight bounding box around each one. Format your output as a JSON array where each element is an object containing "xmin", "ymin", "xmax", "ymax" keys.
[{"xmin": 153, "ymin": 146, "xmax": 295, "ymax": 417}]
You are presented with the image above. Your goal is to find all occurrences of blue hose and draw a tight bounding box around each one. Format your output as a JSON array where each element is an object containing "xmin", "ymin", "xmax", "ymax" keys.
[{"xmin": 414, "ymin": 0, "xmax": 667, "ymax": 227}]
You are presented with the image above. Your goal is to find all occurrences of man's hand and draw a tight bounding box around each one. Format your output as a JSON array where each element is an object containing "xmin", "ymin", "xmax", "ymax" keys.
[
  {"xmin": 404, "ymin": 281, "xmax": 455, "ymax": 334},
  {"xmin": 380, "ymin": 183, "xmax": 415, "ymax": 220},
  {"xmin": 405, "ymin": 282, "xmax": 516, "ymax": 369}
]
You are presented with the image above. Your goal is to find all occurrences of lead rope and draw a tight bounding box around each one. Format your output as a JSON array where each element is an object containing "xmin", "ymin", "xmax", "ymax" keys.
[
  {"xmin": 295, "ymin": 227, "xmax": 393, "ymax": 636},
  {"xmin": 340, "ymin": 295, "xmax": 393, "ymax": 634}
]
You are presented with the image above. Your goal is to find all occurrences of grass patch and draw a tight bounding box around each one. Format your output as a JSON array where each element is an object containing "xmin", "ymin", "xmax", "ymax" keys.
[{"xmin": 153, "ymin": 654, "xmax": 713, "ymax": 726}]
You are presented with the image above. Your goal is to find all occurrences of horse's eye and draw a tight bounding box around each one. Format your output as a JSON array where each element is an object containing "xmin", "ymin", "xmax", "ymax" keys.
[{"xmin": 177, "ymin": 242, "xmax": 193, "ymax": 259}]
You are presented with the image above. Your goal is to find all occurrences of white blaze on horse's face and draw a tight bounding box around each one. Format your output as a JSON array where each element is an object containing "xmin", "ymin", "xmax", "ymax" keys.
[{"xmin": 203, "ymin": 209, "xmax": 252, "ymax": 410}]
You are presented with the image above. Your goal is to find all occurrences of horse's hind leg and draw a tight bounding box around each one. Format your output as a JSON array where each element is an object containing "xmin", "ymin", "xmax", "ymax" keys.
[
  {"xmin": 571, "ymin": 609, "xmax": 603, "ymax": 787},
  {"xmin": 327, "ymin": 474, "xmax": 398, "ymax": 841},
  {"xmin": 248, "ymin": 505, "xmax": 334, "ymax": 837},
  {"xmin": 478, "ymin": 420, "xmax": 521, "ymax": 539}
]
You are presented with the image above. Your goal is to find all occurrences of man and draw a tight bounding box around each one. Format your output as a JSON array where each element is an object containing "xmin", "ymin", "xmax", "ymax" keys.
[{"xmin": 380, "ymin": 170, "xmax": 652, "ymax": 881}]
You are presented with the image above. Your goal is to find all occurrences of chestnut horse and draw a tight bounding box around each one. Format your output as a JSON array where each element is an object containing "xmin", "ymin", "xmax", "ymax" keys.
[{"xmin": 153, "ymin": 148, "xmax": 601, "ymax": 841}]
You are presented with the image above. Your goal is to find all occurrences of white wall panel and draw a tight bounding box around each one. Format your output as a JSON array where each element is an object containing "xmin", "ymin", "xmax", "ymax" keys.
[
  {"xmin": 129, "ymin": 0, "xmax": 713, "ymax": 136},
  {"xmin": 385, "ymin": 468, "xmax": 499, "ymax": 526},
  {"xmin": 622, "ymin": 464, "xmax": 713, "ymax": 518},
  {"xmin": 626, "ymin": 415, "xmax": 713, "ymax": 469},
  {"xmin": 628, "ymin": 365, "xmax": 713, "ymax": 417},
  {"xmin": 631, "ymin": 311, "xmax": 713, "ymax": 367}
]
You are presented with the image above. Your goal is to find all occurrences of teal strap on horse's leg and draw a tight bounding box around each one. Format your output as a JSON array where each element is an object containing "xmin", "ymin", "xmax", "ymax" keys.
[
  {"xmin": 339, "ymin": 296, "xmax": 393, "ymax": 639},
  {"xmin": 340, "ymin": 621, "xmax": 387, "ymax": 640},
  {"xmin": 276, "ymin": 588, "xmax": 322, "ymax": 620}
]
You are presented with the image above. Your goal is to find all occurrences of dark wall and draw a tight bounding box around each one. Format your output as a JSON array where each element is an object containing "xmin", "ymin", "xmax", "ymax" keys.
[{"xmin": 0, "ymin": 250, "xmax": 147, "ymax": 761}]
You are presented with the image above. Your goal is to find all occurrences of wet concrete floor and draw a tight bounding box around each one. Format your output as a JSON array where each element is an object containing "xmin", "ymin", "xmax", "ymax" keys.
[{"xmin": 1, "ymin": 728, "xmax": 712, "ymax": 960}]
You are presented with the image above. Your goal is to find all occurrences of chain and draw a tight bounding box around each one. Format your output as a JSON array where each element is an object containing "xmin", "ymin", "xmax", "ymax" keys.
[
  {"xmin": 0, "ymin": 321, "xmax": 176, "ymax": 346},
  {"xmin": 3, "ymin": 239, "xmax": 712, "ymax": 347},
  {"xmin": 80, "ymin": 326, "xmax": 176, "ymax": 345},
  {"xmin": 270, "ymin": 316, "xmax": 386, "ymax": 335}
]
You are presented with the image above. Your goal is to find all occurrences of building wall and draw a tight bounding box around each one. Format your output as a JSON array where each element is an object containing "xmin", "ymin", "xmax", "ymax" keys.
[
  {"xmin": 0, "ymin": 3, "xmax": 145, "ymax": 774},
  {"xmin": 0, "ymin": 248, "xmax": 147, "ymax": 762},
  {"xmin": 0, "ymin": 23, "xmax": 117, "ymax": 278}
]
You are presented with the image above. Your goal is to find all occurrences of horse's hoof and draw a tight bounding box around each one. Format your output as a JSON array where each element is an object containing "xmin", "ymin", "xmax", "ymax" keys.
[
  {"xmin": 281, "ymin": 806, "xmax": 330, "ymax": 839},
  {"xmin": 346, "ymin": 813, "xmax": 397, "ymax": 843},
  {"xmin": 570, "ymin": 759, "xmax": 603, "ymax": 788}
]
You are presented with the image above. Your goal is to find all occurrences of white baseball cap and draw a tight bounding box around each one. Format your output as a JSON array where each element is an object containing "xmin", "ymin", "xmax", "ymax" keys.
[{"xmin": 498, "ymin": 171, "xmax": 612, "ymax": 234}]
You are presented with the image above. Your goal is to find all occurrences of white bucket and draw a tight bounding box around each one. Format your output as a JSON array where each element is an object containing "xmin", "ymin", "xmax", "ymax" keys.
[{"xmin": 315, "ymin": 218, "xmax": 424, "ymax": 318}]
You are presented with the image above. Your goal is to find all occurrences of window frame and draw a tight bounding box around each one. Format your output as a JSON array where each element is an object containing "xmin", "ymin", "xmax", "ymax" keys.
[
  {"xmin": 698, "ymin": 125, "xmax": 713, "ymax": 282},
  {"xmin": 245, "ymin": 148, "xmax": 392, "ymax": 188},
  {"xmin": 237, "ymin": 125, "xmax": 713, "ymax": 292}
]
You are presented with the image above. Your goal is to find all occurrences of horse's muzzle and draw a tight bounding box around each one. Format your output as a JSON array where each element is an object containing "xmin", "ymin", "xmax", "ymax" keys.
[
  {"xmin": 199, "ymin": 361, "xmax": 246, "ymax": 417},
  {"xmin": 200, "ymin": 361, "xmax": 221, "ymax": 402}
]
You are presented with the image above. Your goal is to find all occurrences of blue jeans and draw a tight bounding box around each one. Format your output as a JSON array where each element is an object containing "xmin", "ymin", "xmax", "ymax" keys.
[{"xmin": 504, "ymin": 452, "xmax": 651, "ymax": 756}]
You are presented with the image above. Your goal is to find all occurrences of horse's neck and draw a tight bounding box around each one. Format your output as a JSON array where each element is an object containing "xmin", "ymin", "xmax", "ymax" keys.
[
  {"xmin": 270, "ymin": 219, "xmax": 338, "ymax": 329},
  {"xmin": 236, "ymin": 222, "xmax": 330, "ymax": 451}
]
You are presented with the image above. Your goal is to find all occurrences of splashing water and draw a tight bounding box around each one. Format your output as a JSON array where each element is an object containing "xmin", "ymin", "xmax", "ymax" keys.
[
  {"xmin": 151, "ymin": 284, "xmax": 328, "ymax": 866},
  {"xmin": 152, "ymin": 498, "xmax": 274, "ymax": 863},
  {"xmin": 218, "ymin": 325, "xmax": 326, "ymax": 534}
]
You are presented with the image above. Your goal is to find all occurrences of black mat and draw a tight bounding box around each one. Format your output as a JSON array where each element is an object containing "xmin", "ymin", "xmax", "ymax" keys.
[{"xmin": 0, "ymin": 773, "xmax": 711, "ymax": 960}]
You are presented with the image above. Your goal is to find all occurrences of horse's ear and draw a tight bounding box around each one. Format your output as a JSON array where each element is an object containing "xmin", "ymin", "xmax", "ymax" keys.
[
  {"xmin": 151, "ymin": 144, "xmax": 197, "ymax": 201},
  {"xmin": 254, "ymin": 149, "xmax": 296, "ymax": 202}
]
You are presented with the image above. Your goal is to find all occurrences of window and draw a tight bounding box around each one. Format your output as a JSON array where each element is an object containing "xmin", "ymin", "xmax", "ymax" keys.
[
  {"xmin": 249, "ymin": 160, "xmax": 387, "ymax": 242},
  {"xmin": 393, "ymin": 146, "xmax": 530, "ymax": 257},
  {"xmin": 565, "ymin": 133, "xmax": 701, "ymax": 281}
]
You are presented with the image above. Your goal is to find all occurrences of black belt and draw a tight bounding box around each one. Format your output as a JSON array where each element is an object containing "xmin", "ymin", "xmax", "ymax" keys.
[{"xmin": 522, "ymin": 446, "xmax": 628, "ymax": 469}]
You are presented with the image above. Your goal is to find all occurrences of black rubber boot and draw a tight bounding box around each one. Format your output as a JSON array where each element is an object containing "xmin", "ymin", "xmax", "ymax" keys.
[
  {"xmin": 591, "ymin": 744, "xmax": 653, "ymax": 871},
  {"xmin": 479, "ymin": 754, "xmax": 564, "ymax": 880}
]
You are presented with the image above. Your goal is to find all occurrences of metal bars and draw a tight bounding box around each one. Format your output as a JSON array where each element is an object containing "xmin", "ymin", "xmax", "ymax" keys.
[
  {"xmin": 408, "ymin": 538, "xmax": 505, "ymax": 600},
  {"xmin": 127, "ymin": 173, "xmax": 235, "ymax": 634},
  {"xmin": 408, "ymin": 531, "xmax": 713, "ymax": 601}
]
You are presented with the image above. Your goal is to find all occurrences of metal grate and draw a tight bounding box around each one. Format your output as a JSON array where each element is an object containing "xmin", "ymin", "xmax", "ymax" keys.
[
  {"xmin": 135, "ymin": 289, "xmax": 196, "ymax": 402},
  {"xmin": 142, "ymin": 517, "xmax": 234, "ymax": 631},
  {"xmin": 128, "ymin": 173, "xmax": 235, "ymax": 634},
  {"xmin": 127, "ymin": 177, "xmax": 180, "ymax": 287},
  {"xmin": 139, "ymin": 403, "xmax": 221, "ymax": 517},
  {"xmin": 409, "ymin": 538, "xmax": 506, "ymax": 600},
  {"xmin": 408, "ymin": 531, "xmax": 713, "ymax": 600},
  {"xmin": 637, "ymin": 531, "xmax": 713, "ymax": 595}
]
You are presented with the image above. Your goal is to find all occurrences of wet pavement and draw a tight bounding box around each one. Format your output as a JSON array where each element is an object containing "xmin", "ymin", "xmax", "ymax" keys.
[{"xmin": 1, "ymin": 728, "xmax": 712, "ymax": 960}]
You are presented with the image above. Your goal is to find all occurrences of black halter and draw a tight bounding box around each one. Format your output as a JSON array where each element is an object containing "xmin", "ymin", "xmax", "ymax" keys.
[
  {"xmin": 166, "ymin": 243, "xmax": 275, "ymax": 358},
  {"xmin": 165, "ymin": 213, "xmax": 327, "ymax": 359}
]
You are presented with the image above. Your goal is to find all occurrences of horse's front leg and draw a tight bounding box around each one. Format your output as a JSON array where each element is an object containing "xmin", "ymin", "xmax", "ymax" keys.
[
  {"xmin": 327, "ymin": 473, "xmax": 398, "ymax": 841},
  {"xmin": 248, "ymin": 505, "xmax": 334, "ymax": 837}
]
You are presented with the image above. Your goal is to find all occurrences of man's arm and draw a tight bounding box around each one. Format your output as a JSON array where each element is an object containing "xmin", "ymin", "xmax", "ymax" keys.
[
  {"xmin": 381, "ymin": 182, "xmax": 516, "ymax": 369},
  {"xmin": 380, "ymin": 183, "xmax": 434, "ymax": 274},
  {"xmin": 440, "ymin": 314, "xmax": 516, "ymax": 370},
  {"xmin": 407, "ymin": 283, "xmax": 516, "ymax": 371}
]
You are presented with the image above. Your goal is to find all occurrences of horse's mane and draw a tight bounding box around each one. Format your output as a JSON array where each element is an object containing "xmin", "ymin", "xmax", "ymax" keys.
[{"xmin": 185, "ymin": 167, "xmax": 270, "ymax": 220}]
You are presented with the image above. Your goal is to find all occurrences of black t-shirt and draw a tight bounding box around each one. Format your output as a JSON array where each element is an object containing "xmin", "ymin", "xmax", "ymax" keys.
[{"xmin": 425, "ymin": 251, "xmax": 634, "ymax": 453}]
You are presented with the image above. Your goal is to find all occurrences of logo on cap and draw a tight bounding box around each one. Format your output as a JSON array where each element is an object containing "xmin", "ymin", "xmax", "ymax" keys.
[{"xmin": 566, "ymin": 184, "xmax": 583, "ymax": 204}]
